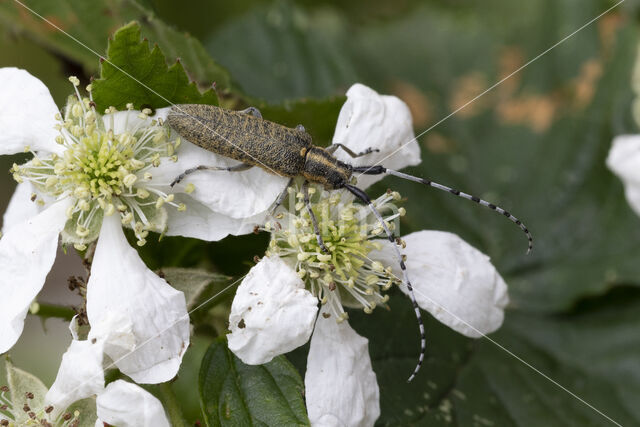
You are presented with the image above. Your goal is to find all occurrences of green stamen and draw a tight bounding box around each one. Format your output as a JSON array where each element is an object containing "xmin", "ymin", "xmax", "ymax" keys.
[
  {"xmin": 266, "ymin": 186, "xmax": 403, "ymax": 321},
  {"xmin": 12, "ymin": 77, "xmax": 185, "ymax": 247}
]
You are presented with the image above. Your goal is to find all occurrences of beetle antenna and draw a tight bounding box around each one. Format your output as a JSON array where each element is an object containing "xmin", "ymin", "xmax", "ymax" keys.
[
  {"xmin": 344, "ymin": 183, "xmax": 425, "ymax": 383},
  {"xmin": 352, "ymin": 166, "xmax": 533, "ymax": 254}
]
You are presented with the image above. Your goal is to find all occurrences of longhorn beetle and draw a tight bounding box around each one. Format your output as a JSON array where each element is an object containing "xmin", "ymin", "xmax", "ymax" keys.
[{"xmin": 167, "ymin": 104, "xmax": 532, "ymax": 382}]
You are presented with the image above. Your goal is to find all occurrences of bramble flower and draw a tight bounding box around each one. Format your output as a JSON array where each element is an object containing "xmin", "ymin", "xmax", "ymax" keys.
[
  {"xmin": 0, "ymin": 68, "xmax": 194, "ymax": 383},
  {"xmin": 0, "ymin": 336, "xmax": 169, "ymax": 426},
  {"xmin": 226, "ymin": 84, "xmax": 509, "ymax": 426},
  {"xmin": 0, "ymin": 67, "xmax": 296, "ymax": 382}
]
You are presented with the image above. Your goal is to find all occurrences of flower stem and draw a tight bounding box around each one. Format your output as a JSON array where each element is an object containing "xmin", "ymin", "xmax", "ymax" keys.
[
  {"xmin": 29, "ymin": 302, "xmax": 75, "ymax": 320},
  {"xmin": 156, "ymin": 382, "xmax": 186, "ymax": 427}
]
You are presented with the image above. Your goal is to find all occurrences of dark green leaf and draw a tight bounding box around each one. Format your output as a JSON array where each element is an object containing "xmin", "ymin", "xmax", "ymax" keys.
[
  {"xmin": 0, "ymin": 0, "xmax": 233, "ymax": 92},
  {"xmin": 92, "ymin": 22, "xmax": 218, "ymax": 111},
  {"xmin": 137, "ymin": 12, "xmax": 235, "ymax": 94},
  {"xmin": 205, "ymin": 2, "xmax": 358, "ymax": 103},
  {"xmin": 199, "ymin": 337, "xmax": 310, "ymax": 427}
]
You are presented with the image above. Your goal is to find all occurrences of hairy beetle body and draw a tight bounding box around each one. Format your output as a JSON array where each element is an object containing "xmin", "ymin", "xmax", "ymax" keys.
[{"xmin": 168, "ymin": 104, "xmax": 315, "ymax": 178}]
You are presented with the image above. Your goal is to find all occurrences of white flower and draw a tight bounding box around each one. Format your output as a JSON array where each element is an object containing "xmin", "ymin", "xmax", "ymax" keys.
[
  {"xmin": 370, "ymin": 230, "xmax": 509, "ymax": 338},
  {"xmin": 0, "ymin": 68, "xmax": 194, "ymax": 382},
  {"xmin": 0, "ymin": 337, "xmax": 168, "ymax": 426},
  {"xmin": 606, "ymin": 135, "xmax": 640, "ymax": 217},
  {"xmin": 225, "ymin": 83, "xmax": 510, "ymax": 426},
  {"xmin": 45, "ymin": 336, "xmax": 170, "ymax": 426}
]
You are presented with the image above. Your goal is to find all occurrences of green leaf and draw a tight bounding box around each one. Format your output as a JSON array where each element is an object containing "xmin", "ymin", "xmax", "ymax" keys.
[
  {"xmin": 0, "ymin": 0, "xmax": 234, "ymax": 92},
  {"xmin": 0, "ymin": 0, "xmax": 118, "ymax": 73},
  {"xmin": 138, "ymin": 12, "xmax": 235, "ymax": 94},
  {"xmin": 6, "ymin": 360, "xmax": 48, "ymax": 424},
  {"xmin": 160, "ymin": 267, "xmax": 230, "ymax": 310},
  {"xmin": 199, "ymin": 337, "xmax": 310, "ymax": 427},
  {"xmin": 92, "ymin": 22, "xmax": 218, "ymax": 111},
  {"xmin": 205, "ymin": 2, "xmax": 358, "ymax": 102}
]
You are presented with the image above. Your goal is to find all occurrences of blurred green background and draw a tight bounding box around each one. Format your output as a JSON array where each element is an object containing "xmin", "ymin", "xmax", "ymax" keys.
[{"xmin": 1, "ymin": 0, "xmax": 640, "ymax": 425}]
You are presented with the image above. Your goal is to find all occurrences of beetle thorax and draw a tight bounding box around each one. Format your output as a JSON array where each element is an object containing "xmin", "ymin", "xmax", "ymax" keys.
[{"xmin": 302, "ymin": 147, "xmax": 352, "ymax": 189}]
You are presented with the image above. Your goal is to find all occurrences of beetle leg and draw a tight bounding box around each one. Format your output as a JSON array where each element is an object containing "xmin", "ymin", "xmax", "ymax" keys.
[
  {"xmin": 326, "ymin": 143, "xmax": 380, "ymax": 158},
  {"xmin": 238, "ymin": 107, "xmax": 262, "ymax": 118},
  {"xmin": 302, "ymin": 180, "xmax": 329, "ymax": 253},
  {"xmin": 170, "ymin": 163, "xmax": 253, "ymax": 187},
  {"xmin": 268, "ymin": 178, "xmax": 294, "ymax": 217}
]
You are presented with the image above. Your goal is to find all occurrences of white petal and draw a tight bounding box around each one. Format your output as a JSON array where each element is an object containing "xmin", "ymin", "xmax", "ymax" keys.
[
  {"xmin": 164, "ymin": 194, "xmax": 265, "ymax": 241},
  {"xmin": 227, "ymin": 256, "xmax": 318, "ymax": 365},
  {"xmin": 607, "ymin": 135, "xmax": 640, "ymax": 216},
  {"xmin": 0, "ymin": 68, "xmax": 63, "ymax": 155},
  {"xmin": 86, "ymin": 215, "xmax": 189, "ymax": 383},
  {"xmin": 371, "ymin": 230, "xmax": 509, "ymax": 337},
  {"xmin": 305, "ymin": 310, "xmax": 380, "ymax": 427},
  {"xmin": 103, "ymin": 109, "xmax": 152, "ymax": 134},
  {"xmin": 45, "ymin": 339, "xmax": 105, "ymax": 414},
  {"xmin": 0, "ymin": 198, "xmax": 71, "ymax": 353},
  {"xmin": 2, "ymin": 181, "xmax": 40, "ymax": 233},
  {"xmin": 151, "ymin": 139, "xmax": 288, "ymax": 218},
  {"xmin": 96, "ymin": 380, "xmax": 169, "ymax": 427},
  {"xmin": 332, "ymin": 83, "xmax": 421, "ymax": 189}
]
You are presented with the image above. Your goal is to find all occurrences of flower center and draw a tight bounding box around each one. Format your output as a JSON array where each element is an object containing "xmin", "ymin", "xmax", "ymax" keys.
[
  {"xmin": 63, "ymin": 131, "xmax": 132, "ymax": 199},
  {"xmin": 265, "ymin": 186, "xmax": 405, "ymax": 321},
  {"xmin": 11, "ymin": 76, "xmax": 185, "ymax": 249}
]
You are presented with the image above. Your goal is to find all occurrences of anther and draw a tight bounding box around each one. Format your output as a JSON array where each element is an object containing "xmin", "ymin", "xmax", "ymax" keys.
[
  {"xmin": 317, "ymin": 253, "xmax": 332, "ymax": 262},
  {"xmin": 123, "ymin": 174, "xmax": 137, "ymax": 187}
]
